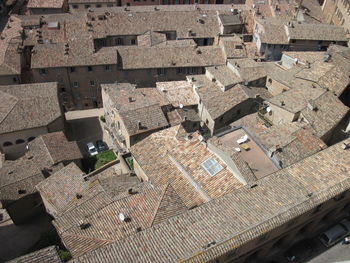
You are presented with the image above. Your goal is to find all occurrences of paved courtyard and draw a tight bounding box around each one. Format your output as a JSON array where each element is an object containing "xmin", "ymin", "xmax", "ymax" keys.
[{"xmin": 65, "ymin": 108, "xmax": 112, "ymax": 156}]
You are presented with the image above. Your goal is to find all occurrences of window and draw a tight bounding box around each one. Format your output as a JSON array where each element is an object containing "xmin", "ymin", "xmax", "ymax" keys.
[
  {"xmin": 333, "ymin": 193, "xmax": 345, "ymax": 201},
  {"xmin": 61, "ymin": 88, "xmax": 66, "ymax": 92},
  {"xmin": 15, "ymin": 139, "xmax": 25, "ymax": 144},
  {"xmin": 107, "ymin": 4, "xmax": 113, "ymax": 7},
  {"xmin": 291, "ymin": 39, "xmax": 296, "ymax": 43},
  {"xmin": 105, "ymin": 65, "xmax": 111, "ymax": 72},
  {"xmin": 157, "ymin": 68, "xmax": 166, "ymax": 76},
  {"xmin": 72, "ymin": 4, "xmax": 78, "ymax": 8},
  {"xmin": 73, "ymin": 82, "xmax": 79, "ymax": 87},
  {"xmin": 3, "ymin": 141, "xmax": 13, "ymax": 147},
  {"xmin": 84, "ymin": 4, "xmax": 90, "ymax": 8},
  {"xmin": 201, "ymin": 157, "xmax": 223, "ymax": 176},
  {"xmin": 116, "ymin": 38, "xmax": 124, "ymax": 45},
  {"xmin": 13, "ymin": 77, "xmax": 17, "ymax": 83},
  {"xmin": 39, "ymin": 68, "xmax": 48, "ymax": 75},
  {"xmin": 87, "ymin": 66, "xmax": 93, "ymax": 72},
  {"xmin": 70, "ymin": 67, "xmax": 75, "ymax": 73},
  {"xmin": 131, "ymin": 39, "xmax": 136, "ymax": 45},
  {"xmin": 27, "ymin": 137, "xmax": 35, "ymax": 142},
  {"xmin": 176, "ymin": 68, "xmax": 184, "ymax": 75},
  {"xmin": 313, "ymin": 204, "xmax": 322, "ymax": 214},
  {"xmin": 96, "ymin": 4, "xmax": 102, "ymax": 7},
  {"xmin": 90, "ymin": 80, "xmax": 95, "ymax": 86}
]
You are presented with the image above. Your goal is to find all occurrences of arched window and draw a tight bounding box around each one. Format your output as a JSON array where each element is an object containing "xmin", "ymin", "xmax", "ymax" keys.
[
  {"xmin": 3, "ymin": 141, "xmax": 13, "ymax": 147},
  {"xmin": 27, "ymin": 137, "xmax": 36, "ymax": 142},
  {"xmin": 15, "ymin": 139, "xmax": 25, "ymax": 144}
]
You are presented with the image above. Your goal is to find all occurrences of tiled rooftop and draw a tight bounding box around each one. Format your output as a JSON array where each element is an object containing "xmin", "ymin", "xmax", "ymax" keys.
[
  {"xmin": 27, "ymin": 132, "xmax": 82, "ymax": 168},
  {"xmin": 191, "ymin": 74, "xmax": 269, "ymax": 119},
  {"xmin": 230, "ymin": 113, "xmax": 328, "ymax": 168},
  {"xmin": 300, "ymin": 92, "xmax": 349, "ymax": 138},
  {"xmin": 267, "ymin": 85, "xmax": 326, "ymax": 113},
  {"xmin": 103, "ymin": 84, "xmax": 168, "ymax": 136},
  {"xmin": 71, "ymin": 138, "xmax": 350, "ymax": 263},
  {"xmin": 0, "ymin": 82, "xmax": 62, "ymax": 134},
  {"xmin": 36, "ymin": 163, "xmax": 86, "ymax": 216},
  {"xmin": 117, "ymin": 44, "xmax": 225, "ymax": 70},
  {"xmin": 131, "ymin": 125, "xmax": 245, "ymax": 208},
  {"xmin": 156, "ymin": 81, "xmax": 198, "ymax": 107},
  {"xmin": 6, "ymin": 245, "xmax": 62, "ymax": 263},
  {"xmin": 56, "ymin": 184, "xmax": 187, "ymax": 257},
  {"xmin": 0, "ymin": 16, "xmax": 22, "ymax": 76},
  {"xmin": 286, "ymin": 22, "xmax": 348, "ymax": 41},
  {"xmin": 27, "ymin": 0, "xmax": 65, "ymax": 8}
]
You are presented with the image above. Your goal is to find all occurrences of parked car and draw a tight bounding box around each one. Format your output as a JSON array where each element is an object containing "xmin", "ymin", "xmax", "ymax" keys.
[
  {"xmin": 96, "ymin": 140, "xmax": 108, "ymax": 152},
  {"xmin": 319, "ymin": 219, "xmax": 350, "ymax": 247},
  {"xmin": 86, "ymin": 142, "xmax": 98, "ymax": 156}
]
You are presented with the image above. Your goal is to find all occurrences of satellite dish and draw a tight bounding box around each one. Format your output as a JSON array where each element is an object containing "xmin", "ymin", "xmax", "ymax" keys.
[
  {"xmin": 179, "ymin": 104, "xmax": 184, "ymax": 109},
  {"xmin": 266, "ymin": 107, "xmax": 272, "ymax": 113}
]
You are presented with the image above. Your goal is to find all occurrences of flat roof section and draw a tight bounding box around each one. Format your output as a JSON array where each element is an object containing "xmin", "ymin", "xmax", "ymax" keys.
[{"xmin": 217, "ymin": 128, "xmax": 279, "ymax": 179}]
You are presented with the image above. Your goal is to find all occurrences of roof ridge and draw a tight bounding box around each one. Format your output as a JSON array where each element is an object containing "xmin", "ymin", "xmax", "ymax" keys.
[{"xmin": 149, "ymin": 184, "xmax": 170, "ymax": 227}]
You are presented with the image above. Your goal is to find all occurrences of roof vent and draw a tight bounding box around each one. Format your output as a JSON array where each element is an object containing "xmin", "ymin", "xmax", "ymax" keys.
[
  {"xmin": 250, "ymin": 184, "xmax": 258, "ymax": 189},
  {"xmin": 307, "ymin": 192, "xmax": 313, "ymax": 197},
  {"xmin": 136, "ymin": 227, "xmax": 142, "ymax": 232},
  {"xmin": 196, "ymin": 49, "xmax": 202, "ymax": 54},
  {"xmin": 79, "ymin": 222, "xmax": 91, "ymax": 230},
  {"xmin": 128, "ymin": 188, "xmax": 136, "ymax": 195},
  {"xmin": 154, "ymin": 7, "xmax": 159, "ymax": 11},
  {"xmin": 341, "ymin": 143, "xmax": 349, "ymax": 150},
  {"xmin": 280, "ymin": 100, "xmax": 285, "ymax": 106},
  {"xmin": 128, "ymin": 97, "xmax": 135, "ymax": 102},
  {"xmin": 197, "ymin": 18, "xmax": 205, "ymax": 24},
  {"xmin": 323, "ymin": 54, "xmax": 331, "ymax": 62},
  {"xmin": 307, "ymin": 102, "xmax": 317, "ymax": 111},
  {"xmin": 203, "ymin": 240, "xmax": 216, "ymax": 249},
  {"xmin": 76, "ymin": 193, "xmax": 82, "ymax": 199},
  {"xmin": 118, "ymin": 213, "xmax": 130, "ymax": 222}
]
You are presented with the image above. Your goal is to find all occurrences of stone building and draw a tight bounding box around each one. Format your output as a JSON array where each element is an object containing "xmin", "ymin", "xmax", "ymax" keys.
[
  {"xmin": 253, "ymin": 17, "xmax": 348, "ymax": 60},
  {"xmin": 27, "ymin": 0, "xmax": 69, "ymax": 14},
  {"xmin": 0, "ymin": 132, "xmax": 82, "ymax": 224},
  {"xmin": 0, "ymin": 83, "xmax": 65, "ymax": 160},
  {"xmin": 68, "ymin": 0, "xmax": 246, "ymax": 10},
  {"xmin": 321, "ymin": 0, "xmax": 350, "ymax": 39},
  {"xmin": 188, "ymin": 59, "xmax": 271, "ymax": 135},
  {"xmin": 6, "ymin": 246, "xmax": 62, "ymax": 263},
  {"xmin": 69, "ymin": 0, "xmax": 120, "ymax": 11},
  {"xmin": 0, "ymin": 16, "xmax": 23, "ymax": 86},
  {"xmin": 130, "ymin": 125, "xmax": 272, "ymax": 207},
  {"xmin": 69, "ymin": 138, "xmax": 350, "ymax": 263},
  {"xmin": 102, "ymin": 83, "xmax": 169, "ymax": 151},
  {"xmin": 21, "ymin": 9, "xmax": 232, "ymax": 110}
]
